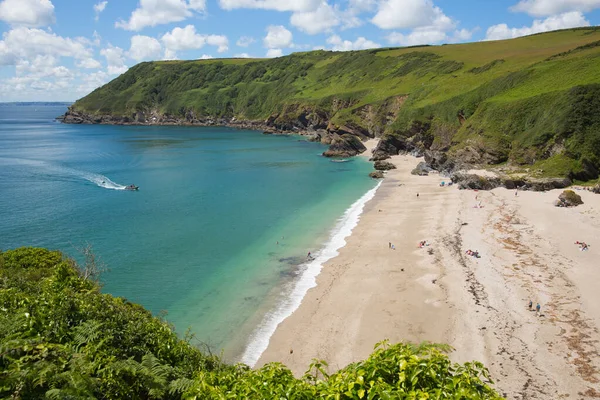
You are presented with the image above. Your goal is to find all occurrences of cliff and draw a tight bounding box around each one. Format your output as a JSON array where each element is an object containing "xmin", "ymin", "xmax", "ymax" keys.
[{"xmin": 64, "ymin": 28, "xmax": 600, "ymax": 178}]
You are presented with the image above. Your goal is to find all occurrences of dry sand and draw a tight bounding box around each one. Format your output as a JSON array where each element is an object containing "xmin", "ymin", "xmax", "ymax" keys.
[{"xmin": 257, "ymin": 140, "xmax": 600, "ymax": 399}]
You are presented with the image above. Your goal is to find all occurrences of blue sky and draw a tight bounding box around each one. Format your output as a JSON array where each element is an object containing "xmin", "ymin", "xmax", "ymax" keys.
[{"xmin": 1, "ymin": 0, "xmax": 599, "ymax": 101}]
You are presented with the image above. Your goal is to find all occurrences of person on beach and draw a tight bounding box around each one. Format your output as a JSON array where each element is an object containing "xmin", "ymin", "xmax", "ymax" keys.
[
  {"xmin": 528, "ymin": 300, "xmax": 533, "ymax": 310},
  {"xmin": 536, "ymin": 303, "xmax": 541, "ymax": 314},
  {"xmin": 307, "ymin": 252, "xmax": 311, "ymax": 259},
  {"xmin": 389, "ymin": 242, "xmax": 391, "ymax": 249},
  {"xmin": 417, "ymin": 193, "xmax": 419, "ymax": 198}
]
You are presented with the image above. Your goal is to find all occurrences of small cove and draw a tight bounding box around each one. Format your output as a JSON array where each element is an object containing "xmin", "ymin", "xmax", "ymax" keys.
[{"xmin": 0, "ymin": 104, "xmax": 376, "ymax": 361}]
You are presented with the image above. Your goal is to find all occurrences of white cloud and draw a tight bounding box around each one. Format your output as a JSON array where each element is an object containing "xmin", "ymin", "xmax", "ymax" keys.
[
  {"xmin": 291, "ymin": 2, "xmax": 340, "ymax": 34},
  {"xmin": 234, "ymin": 52, "xmax": 252, "ymax": 57},
  {"xmin": 326, "ymin": 34, "xmax": 380, "ymax": 51},
  {"xmin": 199, "ymin": 54, "xmax": 213, "ymax": 59},
  {"xmin": 77, "ymin": 57, "xmax": 102, "ymax": 69},
  {"xmin": 128, "ymin": 35, "xmax": 162, "ymax": 61},
  {"xmin": 266, "ymin": 48, "xmax": 283, "ymax": 57},
  {"xmin": 218, "ymin": 0, "xmax": 320, "ymax": 12},
  {"xmin": 0, "ymin": 27, "xmax": 93, "ymax": 66},
  {"xmin": 0, "ymin": 0, "xmax": 55, "ymax": 27},
  {"xmin": 116, "ymin": 0, "xmax": 207, "ymax": 31},
  {"xmin": 511, "ymin": 0, "xmax": 600, "ymax": 17},
  {"xmin": 386, "ymin": 28, "xmax": 446, "ymax": 46},
  {"xmin": 263, "ymin": 25, "xmax": 293, "ymax": 48},
  {"xmin": 94, "ymin": 1, "xmax": 108, "ymax": 21},
  {"xmin": 160, "ymin": 25, "xmax": 229, "ymax": 58},
  {"xmin": 236, "ymin": 36, "xmax": 255, "ymax": 47},
  {"xmin": 371, "ymin": 0, "xmax": 453, "ymax": 30},
  {"xmin": 100, "ymin": 44, "xmax": 128, "ymax": 75},
  {"xmin": 386, "ymin": 26, "xmax": 476, "ymax": 46},
  {"xmin": 485, "ymin": 11, "xmax": 589, "ymax": 41},
  {"xmin": 77, "ymin": 70, "xmax": 109, "ymax": 93},
  {"xmin": 163, "ymin": 48, "xmax": 178, "ymax": 60}
]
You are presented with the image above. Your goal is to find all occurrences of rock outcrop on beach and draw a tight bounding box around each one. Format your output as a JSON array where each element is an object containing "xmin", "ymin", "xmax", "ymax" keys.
[
  {"xmin": 556, "ymin": 190, "xmax": 584, "ymax": 207},
  {"xmin": 411, "ymin": 162, "xmax": 433, "ymax": 176},
  {"xmin": 322, "ymin": 134, "xmax": 367, "ymax": 158},
  {"xmin": 374, "ymin": 160, "xmax": 397, "ymax": 171},
  {"xmin": 369, "ymin": 170, "xmax": 384, "ymax": 179}
]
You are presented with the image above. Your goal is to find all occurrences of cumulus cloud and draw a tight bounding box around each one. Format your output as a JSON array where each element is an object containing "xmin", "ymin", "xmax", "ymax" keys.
[
  {"xmin": 266, "ymin": 48, "xmax": 283, "ymax": 57},
  {"xmin": 371, "ymin": 0, "xmax": 453, "ymax": 30},
  {"xmin": 485, "ymin": 11, "xmax": 589, "ymax": 40},
  {"xmin": 0, "ymin": 0, "xmax": 55, "ymax": 27},
  {"xmin": 218, "ymin": 0, "xmax": 320, "ymax": 12},
  {"xmin": 199, "ymin": 54, "xmax": 213, "ymax": 59},
  {"xmin": 326, "ymin": 34, "xmax": 380, "ymax": 51},
  {"xmin": 116, "ymin": 0, "xmax": 207, "ymax": 31},
  {"xmin": 0, "ymin": 27, "xmax": 93, "ymax": 66},
  {"xmin": 290, "ymin": 2, "xmax": 340, "ymax": 34},
  {"xmin": 234, "ymin": 52, "xmax": 252, "ymax": 57},
  {"xmin": 386, "ymin": 26, "xmax": 474, "ymax": 46},
  {"xmin": 263, "ymin": 25, "xmax": 293, "ymax": 48},
  {"xmin": 77, "ymin": 57, "xmax": 103, "ymax": 69},
  {"xmin": 160, "ymin": 25, "xmax": 229, "ymax": 58},
  {"xmin": 511, "ymin": 0, "xmax": 600, "ymax": 17},
  {"xmin": 77, "ymin": 70, "xmax": 109, "ymax": 94},
  {"xmin": 236, "ymin": 36, "xmax": 255, "ymax": 47},
  {"xmin": 100, "ymin": 45, "xmax": 128, "ymax": 75},
  {"xmin": 94, "ymin": 1, "xmax": 108, "ymax": 21},
  {"xmin": 128, "ymin": 35, "xmax": 162, "ymax": 61}
]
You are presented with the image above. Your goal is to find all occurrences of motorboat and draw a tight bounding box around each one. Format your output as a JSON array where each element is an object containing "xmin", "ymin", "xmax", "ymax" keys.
[{"xmin": 125, "ymin": 184, "xmax": 139, "ymax": 191}]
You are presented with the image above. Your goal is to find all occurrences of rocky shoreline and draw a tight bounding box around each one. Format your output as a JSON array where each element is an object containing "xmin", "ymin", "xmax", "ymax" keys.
[
  {"xmin": 59, "ymin": 108, "xmax": 600, "ymax": 193},
  {"xmin": 58, "ymin": 108, "xmax": 370, "ymax": 158}
]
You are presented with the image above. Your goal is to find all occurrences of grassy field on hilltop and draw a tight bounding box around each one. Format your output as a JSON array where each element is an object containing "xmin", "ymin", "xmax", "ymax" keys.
[{"xmin": 72, "ymin": 28, "xmax": 600, "ymax": 179}]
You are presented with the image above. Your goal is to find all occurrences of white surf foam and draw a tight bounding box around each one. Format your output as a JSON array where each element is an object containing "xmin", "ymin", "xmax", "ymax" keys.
[{"xmin": 240, "ymin": 180, "xmax": 382, "ymax": 367}]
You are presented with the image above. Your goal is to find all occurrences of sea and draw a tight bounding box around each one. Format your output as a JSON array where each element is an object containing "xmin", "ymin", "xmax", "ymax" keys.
[{"xmin": 0, "ymin": 103, "xmax": 378, "ymax": 364}]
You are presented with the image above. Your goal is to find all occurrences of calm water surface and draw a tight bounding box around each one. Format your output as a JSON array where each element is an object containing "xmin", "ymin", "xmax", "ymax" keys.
[{"xmin": 0, "ymin": 104, "xmax": 375, "ymax": 360}]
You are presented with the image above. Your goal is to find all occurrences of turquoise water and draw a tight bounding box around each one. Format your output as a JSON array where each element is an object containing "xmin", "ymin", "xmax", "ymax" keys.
[{"xmin": 0, "ymin": 104, "xmax": 376, "ymax": 361}]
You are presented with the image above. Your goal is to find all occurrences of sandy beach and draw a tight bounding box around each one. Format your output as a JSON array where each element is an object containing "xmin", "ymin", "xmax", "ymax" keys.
[{"xmin": 257, "ymin": 140, "xmax": 600, "ymax": 399}]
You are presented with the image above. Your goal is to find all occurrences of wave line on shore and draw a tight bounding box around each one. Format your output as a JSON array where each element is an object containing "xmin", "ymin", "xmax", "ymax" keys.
[{"xmin": 240, "ymin": 180, "xmax": 383, "ymax": 367}]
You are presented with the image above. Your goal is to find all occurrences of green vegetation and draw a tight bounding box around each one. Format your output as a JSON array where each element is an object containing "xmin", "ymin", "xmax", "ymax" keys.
[
  {"xmin": 71, "ymin": 28, "xmax": 600, "ymax": 179},
  {"xmin": 1, "ymin": 247, "xmax": 502, "ymax": 399}
]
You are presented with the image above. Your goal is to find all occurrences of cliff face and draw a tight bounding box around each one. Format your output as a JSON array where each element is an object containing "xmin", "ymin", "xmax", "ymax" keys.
[{"xmin": 65, "ymin": 28, "xmax": 600, "ymax": 178}]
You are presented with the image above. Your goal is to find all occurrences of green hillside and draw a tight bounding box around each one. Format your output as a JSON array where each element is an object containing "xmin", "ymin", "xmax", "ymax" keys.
[
  {"xmin": 1, "ymin": 247, "xmax": 502, "ymax": 399},
  {"xmin": 70, "ymin": 28, "xmax": 600, "ymax": 180}
]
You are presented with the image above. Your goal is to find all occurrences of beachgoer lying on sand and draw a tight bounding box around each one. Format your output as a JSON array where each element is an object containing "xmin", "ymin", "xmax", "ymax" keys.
[
  {"xmin": 465, "ymin": 249, "xmax": 480, "ymax": 258},
  {"xmin": 418, "ymin": 240, "xmax": 430, "ymax": 248},
  {"xmin": 575, "ymin": 241, "xmax": 590, "ymax": 251}
]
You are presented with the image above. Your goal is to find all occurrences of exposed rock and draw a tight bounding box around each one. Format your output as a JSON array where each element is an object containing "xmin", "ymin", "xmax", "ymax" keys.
[
  {"xmin": 525, "ymin": 177, "xmax": 572, "ymax": 191},
  {"xmin": 322, "ymin": 134, "xmax": 367, "ymax": 158},
  {"xmin": 451, "ymin": 173, "xmax": 503, "ymax": 190},
  {"xmin": 370, "ymin": 135, "xmax": 415, "ymax": 161},
  {"xmin": 369, "ymin": 171, "xmax": 384, "ymax": 179},
  {"xmin": 411, "ymin": 162, "xmax": 432, "ymax": 176},
  {"xmin": 557, "ymin": 190, "xmax": 583, "ymax": 207},
  {"xmin": 424, "ymin": 150, "xmax": 448, "ymax": 170},
  {"xmin": 374, "ymin": 160, "xmax": 397, "ymax": 171}
]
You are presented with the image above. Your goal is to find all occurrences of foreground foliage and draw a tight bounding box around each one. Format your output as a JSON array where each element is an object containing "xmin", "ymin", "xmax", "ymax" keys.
[{"xmin": 1, "ymin": 247, "xmax": 502, "ymax": 399}]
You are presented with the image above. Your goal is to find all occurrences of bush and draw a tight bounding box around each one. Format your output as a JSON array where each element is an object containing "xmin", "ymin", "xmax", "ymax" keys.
[{"xmin": 1, "ymin": 247, "xmax": 503, "ymax": 399}]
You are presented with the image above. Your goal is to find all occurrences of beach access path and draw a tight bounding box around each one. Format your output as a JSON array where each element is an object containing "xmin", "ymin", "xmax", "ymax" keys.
[{"xmin": 256, "ymin": 140, "xmax": 600, "ymax": 399}]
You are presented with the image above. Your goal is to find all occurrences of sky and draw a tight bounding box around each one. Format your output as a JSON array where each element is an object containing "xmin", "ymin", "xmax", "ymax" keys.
[{"xmin": 0, "ymin": 0, "xmax": 599, "ymax": 102}]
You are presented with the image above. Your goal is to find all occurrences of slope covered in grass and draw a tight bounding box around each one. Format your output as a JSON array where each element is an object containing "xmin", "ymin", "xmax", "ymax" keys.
[
  {"xmin": 0, "ymin": 247, "xmax": 502, "ymax": 399},
  {"xmin": 70, "ymin": 28, "xmax": 600, "ymax": 179}
]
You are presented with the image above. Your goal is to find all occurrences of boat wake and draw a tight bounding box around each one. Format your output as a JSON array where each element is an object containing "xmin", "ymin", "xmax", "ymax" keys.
[{"xmin": 0, "ymin": 157, "xmax": 128, "ymax": 190}]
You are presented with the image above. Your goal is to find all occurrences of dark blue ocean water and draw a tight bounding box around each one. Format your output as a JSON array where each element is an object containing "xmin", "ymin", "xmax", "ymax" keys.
[{"xmin": 0, "ymin": 104, "xmax": 376, "ymax": 360}]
